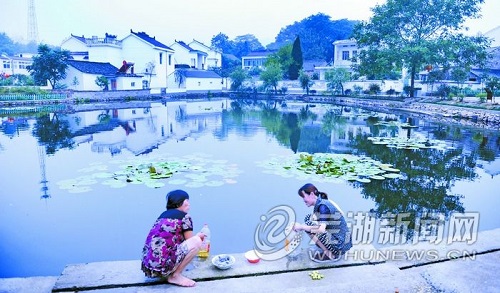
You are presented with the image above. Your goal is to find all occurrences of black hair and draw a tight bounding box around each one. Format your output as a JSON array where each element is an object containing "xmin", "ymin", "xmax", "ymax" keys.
[
  {"xmin": 297, "ymin": 183, "xmax": 328, "ymax": 199},
  {"xmin": 166, "ymin": 189, "xmax": 190, "ymax": 209}
]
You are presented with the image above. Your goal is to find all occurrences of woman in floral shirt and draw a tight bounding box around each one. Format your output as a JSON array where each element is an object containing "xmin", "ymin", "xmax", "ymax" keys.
[{"xmin": 141, "ymin": 189, "xmax": 205, "ymax": 287}]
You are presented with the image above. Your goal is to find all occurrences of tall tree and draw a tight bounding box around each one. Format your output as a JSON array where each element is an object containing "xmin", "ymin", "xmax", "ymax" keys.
[
  {"xmin": 352, "ymin": 0, "xmax": 490, "ymax": 97},
  {"xmin": 289, "ymin": 36, "xmax": 303, "ymax": 80},
  {"xmin": 29, "ymin": 44, "xmax": 71, "ymax": 88}
]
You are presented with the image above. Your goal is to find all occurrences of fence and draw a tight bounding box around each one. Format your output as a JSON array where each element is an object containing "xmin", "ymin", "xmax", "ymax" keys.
[{"xmin": 0, "ymin": 93, "xmax": 68, "ymax": 101}]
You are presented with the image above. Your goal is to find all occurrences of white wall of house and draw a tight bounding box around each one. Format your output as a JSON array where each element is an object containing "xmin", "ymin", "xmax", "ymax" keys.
[
  {"xmin": 0, "ymin": 56, "xmax": 32, "ymax": 76},
  {"xmin": 170, "ymin": 42, "xmax": 201, "ymax": 69},
  {"xmin": 188, "ymin": 40, "xmax": 222, "ymax": 68},
  {"xmin": 185, "ymin": 77, "xmax": 223, "ymax": 92},
  {"xmin": 121, "ymin": 35, "xmax": 174, "ymax": 91},
  {"xmin": 115, "ymin": 76, "xmax": 143, "ymax": 90},
  {"xmin": 61, "ymin": 37, "xmax": 88, "ymax": 58},
  {"xmin": 167, "ymin": 74, "xmax": 223, "ymax": 92},
  {"xmin": 89, "ymin": 45, "xmax": 124, "ymax": 69},
  {"xmin": 333, "ymin": 39, "xmax": 359, "ymax": 70},
  {"xmin": 62, "ymin": 67, "xmax": 102, "ymax": 91}
]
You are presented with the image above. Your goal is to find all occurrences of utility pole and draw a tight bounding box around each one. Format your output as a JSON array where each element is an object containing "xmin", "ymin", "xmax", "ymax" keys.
[{"xmin": 27, "ymin": 0, "xmax": 39, "ymax": 43}]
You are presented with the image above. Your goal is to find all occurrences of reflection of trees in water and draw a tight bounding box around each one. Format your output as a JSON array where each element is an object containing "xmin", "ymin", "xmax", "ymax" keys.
[
  {"xmin": 352, "ymin": 133, "xmax": 478, "ymax": 239},
  {"xmin": 32, "ymin": 114, "xmax": 74, "ymax": 155}
]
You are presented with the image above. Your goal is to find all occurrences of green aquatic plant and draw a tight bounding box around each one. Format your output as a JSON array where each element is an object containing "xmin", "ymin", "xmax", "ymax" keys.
[
  {"xmin": 367, "ymin": 136, "xmax": 453, "ymax": 150},
  {"xmin": 56, "ymin": 153, "xmax": 242, "ymax": 193},
  {"xmin": 257, "ymin": 152, "xmax": 403, "ymax": 184}
]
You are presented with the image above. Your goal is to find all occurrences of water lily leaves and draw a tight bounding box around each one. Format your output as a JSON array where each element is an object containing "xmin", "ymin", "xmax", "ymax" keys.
[
  {"xmin": 368, "ymin": 136, "xmax": 452, "ymax": 151},
  {"xmin": 56, "ymin": 153, "xmax": 242, "ymax": 193},
  {"xmin": 258, "ymin": 152, "xmax": 403, "ymax": 184}
]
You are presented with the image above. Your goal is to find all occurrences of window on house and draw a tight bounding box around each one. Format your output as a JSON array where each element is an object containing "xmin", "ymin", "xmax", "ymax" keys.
[
  {"xmin": 131, "ymin": 82, "xmax": 136, "ymax": 87},
  {"xmin": 191, "ymin": 58, "xmax": 196, "ymax": 67},
  {"xmin": 168, "ymin": 55, "xmax": 172, "ymax": 66},
  {"xmin": 352, "ymin": 51, "xmax": 358, "ymax": 58},
  {"xmin": 342, "ymin": 51, "xmax": 350, "ymax": 60},
  {"xmin": 198, "ymin": 82, "xmax": 201, "ymax": 86},
  {"xmin": 159, "ymin": 53, "xmax": 163, "ymax": 65},
  {"xmin": 3, "ymin": 61, "xmax": 10, "ymax": 69}
]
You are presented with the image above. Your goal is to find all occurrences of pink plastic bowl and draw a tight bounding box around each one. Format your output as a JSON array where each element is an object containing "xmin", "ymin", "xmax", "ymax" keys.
[{"xmin": 245, "ymin": 250, "xmax": 260, "ymax": 263}]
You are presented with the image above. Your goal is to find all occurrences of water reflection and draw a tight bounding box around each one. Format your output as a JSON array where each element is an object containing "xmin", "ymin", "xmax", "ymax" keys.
[{"xmin": 1, "ymin": 98, "xmax": 499, "ymax": 277}]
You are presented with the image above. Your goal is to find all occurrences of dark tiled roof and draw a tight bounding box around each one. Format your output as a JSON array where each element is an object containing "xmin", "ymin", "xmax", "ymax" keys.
[
  {"xmin": 67, "ymin": 60, "xmax": 118, "ymax": 75},
  {"xmin": 130, "ymin": 30, "xmax": 173, "ymax": 51},
  {"xmin": 175, "ymin": 41, "xmax": 208, "ymax": 56},
  {"xmin": 183, "ymin": 70, "xmax": 221, "ymax": 78},
  {"xmin": 71, "ymin": 34, "xmax": 87, "ymax": 43},
  {"xmin": 471, "ymin": 69, "xmax": 500, "ymax": 79}
]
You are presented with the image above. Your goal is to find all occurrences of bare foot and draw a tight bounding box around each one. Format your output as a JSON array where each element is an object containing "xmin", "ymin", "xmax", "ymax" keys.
[{"xmin": 167, "ymin": 274, "xmax": 196, "ymax": 287}]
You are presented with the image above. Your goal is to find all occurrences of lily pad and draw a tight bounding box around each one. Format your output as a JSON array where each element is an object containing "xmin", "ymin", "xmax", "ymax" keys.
[{"xmin": 258, "ymin": 152, "xmax": 402, "ymax": 184}]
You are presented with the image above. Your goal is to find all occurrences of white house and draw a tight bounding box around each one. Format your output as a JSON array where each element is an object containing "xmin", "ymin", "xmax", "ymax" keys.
[
  {"xmin": 121, "ymin": 30, "xmax": 175, "ymax": 93},
  {"xmin": 61, "ymin": 60, "xmax": 143, "ymax": 91},
  {"xmin": 61, "ymin": 33, "xmax": 124, "ymax": 66},
  {"xmin": 61, "ymin": 30, "xmax": 175, "ymax": 93},
  {"xmin": 188, "ymin": 39, "xmax": 222, "ymax": 69},
  {"xmin": 167, "ymin": 69, "xmax": 224, "ymax": 92},
  {"xmin": 241, "ymin": 50, "xmax": 276, "ymax": 70},
  {"xmin": 0, "ymin": 53, "xmax": 33, "ymax": 77},
  {"xmin": 170, "ymin": 40, "xmax": 208, "ymax": 70}
]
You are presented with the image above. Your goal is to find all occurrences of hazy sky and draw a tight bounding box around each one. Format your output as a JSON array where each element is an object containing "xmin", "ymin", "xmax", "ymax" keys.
[{"xmin": 1, "ymin": 0, "xmax": 499, "ymax": 47}]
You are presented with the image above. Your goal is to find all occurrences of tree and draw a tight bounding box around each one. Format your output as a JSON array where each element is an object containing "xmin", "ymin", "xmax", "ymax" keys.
[
  {"xmin": 0, "ymin": 33, "xmax": 16, "ymax": 56},
  {"xmin": 266, "ymin": 44, "xmax": 292, "ymax": 78},
  {"xmin": 29, "ymin": 44, "xmax": 71, "ymax": 88},
  {"xmin": 233, "ymin": 34, "xmax": 264, "ymax": 58},
  {"xmin": 229, "ymin": 68, "xmax": 248, "ymax": 91},
  {"xmin": 325, "ymin": 68, "xmax": 351, "ymax": 95},
  {"xmin": 211, "ymin": 33, "xmax": 234, "ymax": 54},
  {"xmin": 352, "ymin": 0, "xmax": 490, "ymax": 97},
  {"xmin": 174, "ymin": 69, "xmax": 187, "ymax": 87},
  {"xmin": 271, "ymin": 14, "xmax": 358, "ymax": 62},
  {"xmin": 144, "ymin": 61, "xmax": 156, "ymax": 89},
  {"xmin": 299, "ymin": 70, "xmax": 313, "ymax": 95},
  {"xmin": 260, "ymin": 63, "xmax": 282, "ymax": 94},
  {"xmin": 289, "ymin": 36, "xmax": 303, "ymax": 80},
  {"xmin": 95, "ymin": 76, "xmax": 109, "ymax": 90}
]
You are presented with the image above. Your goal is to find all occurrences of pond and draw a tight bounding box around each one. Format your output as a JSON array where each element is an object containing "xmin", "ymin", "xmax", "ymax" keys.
[{"xmin": 1, "ymin": 98, "xmax": 499, "ymax": 278}]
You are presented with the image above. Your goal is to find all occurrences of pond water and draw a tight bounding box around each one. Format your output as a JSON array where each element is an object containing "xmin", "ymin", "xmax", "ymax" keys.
[{"xmin": 1, "ymin": 98, "xmax": 499, "ymax": 278}]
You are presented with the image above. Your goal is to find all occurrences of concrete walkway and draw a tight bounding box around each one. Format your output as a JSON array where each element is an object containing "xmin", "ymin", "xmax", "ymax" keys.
[{"xmin": 1, "ymin": 228, "xmax": 499, "ymax": 293}]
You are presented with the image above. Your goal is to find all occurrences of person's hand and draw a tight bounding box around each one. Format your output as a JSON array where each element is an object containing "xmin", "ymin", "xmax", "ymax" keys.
[
  {"xmin": 293, "ymin": 222, "xmax": 303, "ymax": 232},
  {"xmin": 197, "ymin": 232, "xmax": 206, "ymax": 241}
]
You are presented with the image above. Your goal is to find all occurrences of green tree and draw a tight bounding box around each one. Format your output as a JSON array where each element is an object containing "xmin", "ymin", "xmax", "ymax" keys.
[
  {"xmin": 232, "ymin": 34, "xmax": 264, "ymax": 58},
  {"xmin": 229, "ymin": 67, "xmax": 248, "ymax": 91},
  {"xmin": 29, "ymin": 44, "xmax": 71, "ymax": 88},
  {"xmin": 260, "ymin": 63, "xmax": 282, "ymax": 94},
  {"xmin": 325, "ymin": 68, "xmax": 351, "ymax": 95},
  {"xmin": 298, "ymin": 70, "xmax": 313, "ymax": 95},
  {"xmin": 0, "ymin": 33, "xmax": 16, "ymax": 55},
  {"xmin": 289, "ymin": 36, "xmax": 303, "ymax": 80},
  {"xmin": 266, "ymin": 44, "xmax": 292, "ymax": 78},
  {"xmin": 352, "ymin": 0, "xmax": 490, "ymax": 97},
  {"xmin": 95, "ymin": 76, "xmax": 109, "ymax": 90},
  {"xmin": 271, "ymin": 13, "xmax": 358, "ymax": 62},
  {"xmin": 211, "ymin": 33, "xmax": 234, "ymax": 54}
]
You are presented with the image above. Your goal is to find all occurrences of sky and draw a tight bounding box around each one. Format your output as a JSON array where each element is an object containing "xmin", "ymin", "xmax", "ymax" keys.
[{"xmin": 0, "ymin": 0, "xmax": 499, "ymax": 48}]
